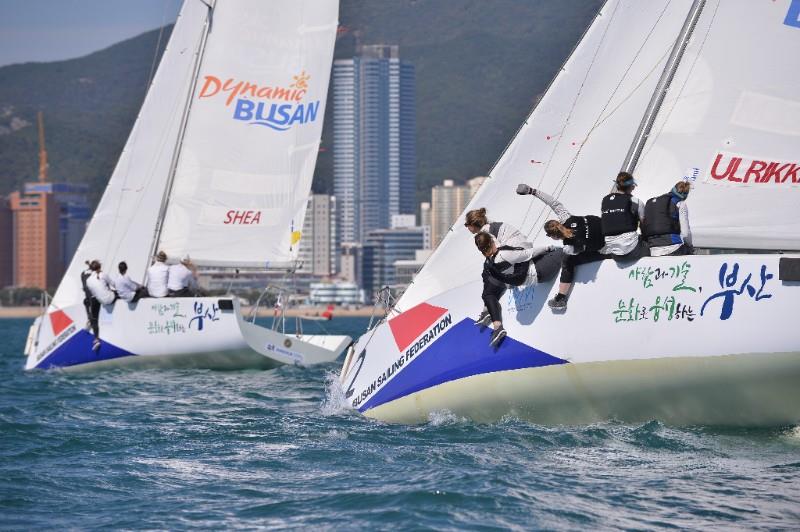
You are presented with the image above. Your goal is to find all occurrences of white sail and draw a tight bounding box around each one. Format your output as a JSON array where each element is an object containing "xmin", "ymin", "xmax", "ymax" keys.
[
  {"xmin": 399, "ymin": 0, "xmax": 696, "ymax": 310},
  {"xmin": 52, "ymin": 1, "xmax": 212, "ymax": 308},
  {"xmin": 158, "ymin": 0, "xmax": 339, "ymax": 268},
  {"xmin": 634, "ymin": 0, "xmax": 800, "ymax": 250}
]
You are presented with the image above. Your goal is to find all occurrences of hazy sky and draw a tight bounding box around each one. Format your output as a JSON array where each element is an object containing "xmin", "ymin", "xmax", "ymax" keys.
[{"xmin": 0, "ymin": 0, "xmax": 182, "ymax": 67}]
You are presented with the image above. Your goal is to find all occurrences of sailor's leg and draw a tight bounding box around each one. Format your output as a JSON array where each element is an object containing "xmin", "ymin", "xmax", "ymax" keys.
[
  {"xmin": 481, "ymin": 274, "xmax": 506, "ymax": 325},
  {"xmin": 533, "ymin": 249, "xmax": 563, "ymax": 282},
  {"xmin": 89, "ymin": 299, "xmax": 100, "ymax": 338}
]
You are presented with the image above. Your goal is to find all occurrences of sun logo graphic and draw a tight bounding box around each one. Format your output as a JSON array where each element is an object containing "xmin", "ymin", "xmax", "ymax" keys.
[{"xmin": 198, "ymin": 71, "xmax": 320, "ymax": 132}]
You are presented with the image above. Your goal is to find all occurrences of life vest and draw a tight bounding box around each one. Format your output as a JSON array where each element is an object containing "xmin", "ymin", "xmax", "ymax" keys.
[
  {"xmin": 601, "ymin": 193, "xmax": 638, "ymax": 236},
  {"xmin": 485, "ymin": 245, "xmax": 530, "ymax": 286},
  {"xmin": 641, "ymin": 193, "xmax": 681, "ymax": 238},
  {"xmin": 563, "ymin": 215, "xmax": 604, "ymax": 252}
]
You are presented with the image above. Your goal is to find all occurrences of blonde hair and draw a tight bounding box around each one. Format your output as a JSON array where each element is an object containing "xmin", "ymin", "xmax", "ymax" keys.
[{"xmin": 464, "ymin": 208, "xmax": 488, "ymax": 230}]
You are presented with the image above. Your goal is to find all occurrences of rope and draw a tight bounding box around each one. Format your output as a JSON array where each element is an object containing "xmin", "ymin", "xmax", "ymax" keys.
[{"xmin": 519, "ymin": 0, "xmax": 674, "ymax": 242}]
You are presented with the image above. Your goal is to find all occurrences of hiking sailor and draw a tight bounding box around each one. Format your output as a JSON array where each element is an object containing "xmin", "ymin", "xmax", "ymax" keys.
[
  {"xmin": 113, "ymin": 261, "xmax": 147, "ymax": 302},
  {"xmin": 84, "ymin": 260, "xmax": 117, "ymax": 351},
  {"xmin": 600, "ymin": 171, "xmax": 649, "ymax": 261},
  {"xmin": 641, "ymin": 180, "xmax": 693, "ymax": 257},
  {"xmin": 517, "ymin": 184, "xmax": 608, "ymax": 310},
  {"xmin": 146, "ymin": 251, "xmax": 170, "ymax": 298},
  {"xmin": 167, "ymin": 254, "xmax": 198, "ymax": 297},
  {"xmin": 473, "ymin": 231, "xmax": 562, "ymax": 347}
]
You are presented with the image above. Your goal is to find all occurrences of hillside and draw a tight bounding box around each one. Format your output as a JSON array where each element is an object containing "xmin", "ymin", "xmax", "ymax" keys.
[{"xmin": 0, "ymin": 0, "xmax": 602, "ymax": 207}]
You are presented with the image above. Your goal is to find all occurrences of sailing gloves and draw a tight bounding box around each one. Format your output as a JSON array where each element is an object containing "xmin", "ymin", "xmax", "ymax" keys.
[{"xmin": 516, "ymin": 184, "xmax": 535, "ymax": 195}]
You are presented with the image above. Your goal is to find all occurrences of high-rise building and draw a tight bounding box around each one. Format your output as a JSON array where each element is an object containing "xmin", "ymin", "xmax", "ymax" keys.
[
  {"xmin": 429, "ymin": 177, "xmax": 486, "ymax": 247},
  {"xmin": 0, "ymin": 197, "xmax": 12, "ymax": 288},
  {"xmin": 339, "ymin": 242, "xmax": 362, "ymax": 286},
  {"xmin": 361, "ymin": 226, "xmax": 426, "ymax": 302},
  {"xmin": 297, "ymin": 194, "xmax": 337, "ymax": 277},
  {"xmin": 23, "ymin": 182, "xmax": 90, "ymax": 269},
  {"xmin": 9, "ymin": 189, "xmax": 61, "ymax": 289},
  {"xmin": 333, "ymin": 44, "xmax": 416, "ymax": 243}
]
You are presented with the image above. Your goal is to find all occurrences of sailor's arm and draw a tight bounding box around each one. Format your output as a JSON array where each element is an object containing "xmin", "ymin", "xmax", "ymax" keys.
[
  {"xmin": 516, "ymin": 184, "xmax": 571, "ymax": 223},
  {"xmin": 679, "ymin": 201, "xmax": 692, "ymax": 246}
]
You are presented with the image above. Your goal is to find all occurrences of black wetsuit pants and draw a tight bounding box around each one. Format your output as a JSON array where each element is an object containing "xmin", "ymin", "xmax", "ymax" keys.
[
  {"xmin": 481, "ymin": 249, "xmax": 564, "ymax": 323},
  {"xmin": 88, "ymin": 298, "xmax": 101, "ymax": 338},
  {"xmin": 559, "ymin": 250, "xmax": 611, "ymax": 284}
]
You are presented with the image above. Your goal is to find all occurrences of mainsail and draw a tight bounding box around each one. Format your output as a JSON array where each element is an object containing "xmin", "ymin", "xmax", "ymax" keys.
[
  {"xmin": 634, "ymin": 0, "xmax": 800, "ymax": 250},
  {"xmin": 52, "ymin": 1, "xmax": 211, "ymax": 308},
  {"xmin": 399, "ymin": 0, "xmax": 698, "ymax": 310},
  {"xmin": 158, "ymin": 0, "xmax": 339, "ymax": 268}
]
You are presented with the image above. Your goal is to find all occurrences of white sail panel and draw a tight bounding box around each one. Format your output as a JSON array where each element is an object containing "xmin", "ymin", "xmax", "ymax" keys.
[
  {"xmin": 398, "ymin": 0, "xmax": 695, "ymax": 310},
  {"xmin": 158, "ymin": 0, "xmax": 339, "ymax": 268},
  {"xmin": 52, "ymin": 1, "xmax": 211, "ymax": 308},
  {"xmin": 634, "ymin": 0, "xmax": 800, "ymax": 250}
]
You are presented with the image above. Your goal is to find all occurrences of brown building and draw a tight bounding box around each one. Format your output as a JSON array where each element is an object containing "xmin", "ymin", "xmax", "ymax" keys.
[
  {"xmin": 0, "ymin": 197, "xmax": 12, "ymax": 288},
  {"xmin": 9, "ymin": 190, "xmax": 61, "ymax": 290}
]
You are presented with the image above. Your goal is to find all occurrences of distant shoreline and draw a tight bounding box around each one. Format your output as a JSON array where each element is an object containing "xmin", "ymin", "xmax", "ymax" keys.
[{"xmin": 0, "ymin": 304, "xmax": 379, "ymax": 319}]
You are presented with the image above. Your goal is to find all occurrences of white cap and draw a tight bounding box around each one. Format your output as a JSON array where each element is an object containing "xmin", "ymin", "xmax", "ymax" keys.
[{"xmin": 181, "ymin": 254, "xmax": 191, "ymax": 263}]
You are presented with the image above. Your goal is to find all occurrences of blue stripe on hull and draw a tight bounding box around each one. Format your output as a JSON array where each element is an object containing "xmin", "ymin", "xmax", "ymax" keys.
[
  {"xmin": 37, "ymin": 331, "xmax": 136, "ymax": 369},
  {"xmin": 360, "ymin": 318, "xmax": 568, "ymax": 412}
]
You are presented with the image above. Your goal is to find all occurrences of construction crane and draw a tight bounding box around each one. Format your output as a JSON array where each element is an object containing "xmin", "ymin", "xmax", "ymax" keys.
[{"xmin": 37, "ymin": 111, "xmax": 48, "ymax": 183}]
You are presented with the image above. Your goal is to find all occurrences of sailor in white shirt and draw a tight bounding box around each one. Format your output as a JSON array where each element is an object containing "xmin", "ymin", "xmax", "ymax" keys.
[
  {"xmin": 84, "ymin": 260, "xmax": 116, "ymax": 350},
  {"xmin": 167, "ymin": 254, "xmax": 198, "ymax": 297},
  {"xmin": 113, "ymin": 261, "xmax": 143, "ymax": 302},
  {"xmin": 146, "ymin": 250, "xmax": 170, "ymax": 298}
]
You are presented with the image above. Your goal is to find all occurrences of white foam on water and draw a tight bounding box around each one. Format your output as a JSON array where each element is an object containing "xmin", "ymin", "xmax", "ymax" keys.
[
  {"xmin": 320, "ymin": 371, "xmax": 353, "ymax": 416},
  {"xmin": 427, "ymin": 409, "xmax": 467, "ymax": 426}
]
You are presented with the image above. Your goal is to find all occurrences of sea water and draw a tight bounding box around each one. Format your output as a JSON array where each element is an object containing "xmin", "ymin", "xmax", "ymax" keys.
[{"xmin": 1, "ymin": 317, "xmax": 799, "ymax": 529}]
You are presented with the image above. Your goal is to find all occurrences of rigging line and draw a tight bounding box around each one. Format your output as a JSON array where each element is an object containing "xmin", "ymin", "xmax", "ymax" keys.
[
  {"xmin": 518, "ymin": 0, "xmax": 622, "ymax": 232},
  {"xmin": 637, "ymin": 0, "xmax": 720, "ymax": 165},
  {"xmin": 528, "ymin": 41, "xmax": 673, "ymax": 239},
  {"xmin": 521, "ymin": 0, "xmax": 673, "ymax": 239}
]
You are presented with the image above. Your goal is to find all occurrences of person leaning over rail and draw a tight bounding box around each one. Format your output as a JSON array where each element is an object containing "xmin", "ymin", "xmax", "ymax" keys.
[
  {"xmin": 473, "ymin": 231, "xmax": 562, "ymax": 347},
  {"xmin": 600, "ymin": 171, "xmax": 649, "ymax": 261},
  {"xmin": 146, "ymin": 250, "xmax": 170, "ymax": 298},
  {"xmin": 464, "ymin": 207, "xmax": 531, "ymax": 335},
  {"xmin": 84, "ymin": 260, "xmax": 117, "ymax": 351},
  {"xmin": 516, "ymin": 184, "xmax": 609, "ymax": 311},
  {"xmin": 641, "ymin": 180, "xmax": 694, "ymax": 257}
]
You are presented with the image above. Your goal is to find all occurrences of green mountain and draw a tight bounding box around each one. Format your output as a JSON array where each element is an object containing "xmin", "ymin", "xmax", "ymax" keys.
[{"xmin": 0, "ymin": 0, "xmax": 601, "ymax": 208}]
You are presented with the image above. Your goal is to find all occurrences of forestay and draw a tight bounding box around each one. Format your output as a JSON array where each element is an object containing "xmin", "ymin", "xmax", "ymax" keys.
[
  {"xmin": 399, "ymin": 0, "xmax": 696, "ymax": 310},
  {"xmin": 158, "ymin": 0, "xmax": 339, "ymax": 268},
  {"xmin": 52, "ymin": 1, "xmax": 211, "ymax": 308},
  {"xmin": 634, "ymin": 0, "xmax": 800, "ymax": 251}
]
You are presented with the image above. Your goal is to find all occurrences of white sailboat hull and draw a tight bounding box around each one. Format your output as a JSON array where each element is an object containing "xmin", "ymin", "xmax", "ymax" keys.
[
  {"xmin": 25, "ymin": 297, "xmax": 350, "ymax": 371},
  {"xmin": 341, "ymin": 254, "xmax": 800, "ymax": 426}
]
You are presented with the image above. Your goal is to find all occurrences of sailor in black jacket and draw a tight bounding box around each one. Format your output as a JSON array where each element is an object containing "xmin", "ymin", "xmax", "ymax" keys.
[
  {"xmin": 600, "ymin": 171, "xmax": 649, "ymax": 261},
  {"xmin": 516, "ymin": 184, "xmax": 609, "ymax": 310},
  {"xmin": 641, "ymin": 181, "xmax": 693, "ymax": 256}
]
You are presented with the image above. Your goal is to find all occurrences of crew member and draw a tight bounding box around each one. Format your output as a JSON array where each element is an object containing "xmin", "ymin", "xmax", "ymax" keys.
[
  {"xmin": 167, "ymin": 254, "xmax": 198, "ymax": 297},
  {"xmin": 474, "ymin": 231, "xmax": 562, "ymax": 347},
  {"xmin": 146, "ymin": 251, "xmax": 170, "ymax": 298},
  {"xmin": 114, "ymin": 261, "xmax": 147, "ymax": 302},
  {"xmin": 600, "ymin": 171, "xmax": 649, "ymax": 261},
  {"xmin": 516, "ymin": 184, "xmax": 608, "ymax": 310},
  {"xmin": 641, "ymin": 181, "xmax": 693, "ymax": 256},
  {"xmin": 84, "ymin": 260, "xmax": 117, "ymax": 351}
]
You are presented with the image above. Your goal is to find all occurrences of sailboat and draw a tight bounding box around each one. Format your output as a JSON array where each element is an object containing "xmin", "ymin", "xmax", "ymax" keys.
[
  {"xmin": 339, "ymin": 0, "xmax": 800, "ymax": 426},
  {"xmin": 24, "ymin": 0, "xmax": 351, "ymax": 370}
]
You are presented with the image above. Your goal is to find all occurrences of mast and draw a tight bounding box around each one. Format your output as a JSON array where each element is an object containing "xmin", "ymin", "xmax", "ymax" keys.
[
  {"xmin": 146, "ymin": 0, "xmax": 215, "ymax": 270},
  {"xmin": 621, "ymin": 0, "xmax": 705, "ymax": 173}
]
